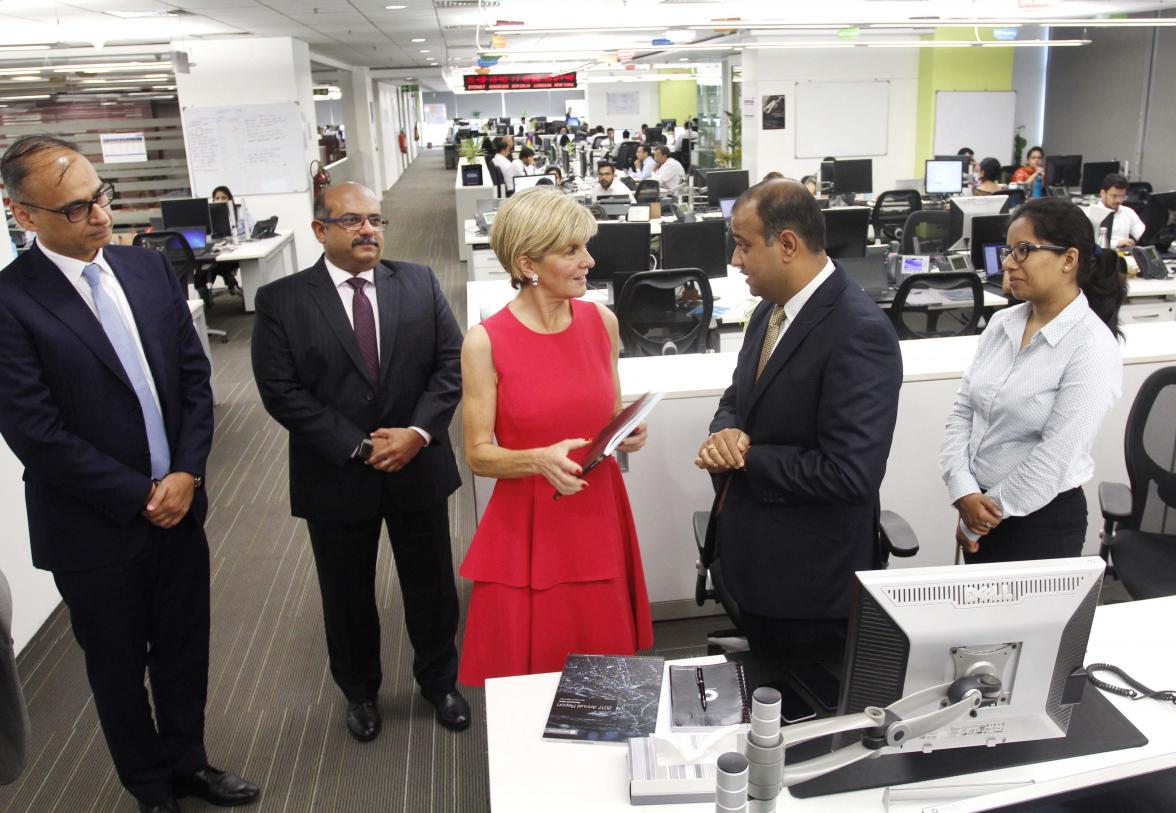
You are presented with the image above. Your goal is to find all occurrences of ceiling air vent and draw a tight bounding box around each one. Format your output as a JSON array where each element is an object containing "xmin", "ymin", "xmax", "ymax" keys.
[{"xmin": 435, "ymin": 0, "xmax": 499, "ymax": 8}]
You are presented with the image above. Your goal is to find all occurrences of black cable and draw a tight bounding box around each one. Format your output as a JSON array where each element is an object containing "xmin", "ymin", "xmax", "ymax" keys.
[{"xmin": 1085, "ymin": 663, "xmax": 1176, "ymax": 703}]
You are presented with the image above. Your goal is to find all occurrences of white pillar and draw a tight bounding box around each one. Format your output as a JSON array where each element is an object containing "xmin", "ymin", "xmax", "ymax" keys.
[
  {"xmin": 173, "ymin": 37, "xmax": 321, "ymax": 270},
  {"xmin": 342, "ymin": 67, "xmax": 381, "ymax": 192}
]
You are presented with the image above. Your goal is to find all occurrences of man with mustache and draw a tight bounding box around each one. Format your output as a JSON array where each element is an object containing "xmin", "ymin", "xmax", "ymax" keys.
[{"xmin": 251, "ymin": 183, "xmax": 469, "ymax": 740}]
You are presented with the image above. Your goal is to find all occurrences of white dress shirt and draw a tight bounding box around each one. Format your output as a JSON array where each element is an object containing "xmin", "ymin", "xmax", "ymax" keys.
[
  {"xmin": 509, "ymin": 158, "xmax": 535, "ymax": 180},
  {"xmin": 1108, "ymin": 204, "xmax": 1146, "ymax": 246},
  {"xmin": 590, "ymin": 181, "xmax": 634, "ymax": 201},
  {"xmin": 653, "ymin": 157, "xmax": 686, "ymax": 196},
  {"xmin": 324, "ymin": 257, "xmax": 431, "ymax": 446},
  {"xmin": 939, "ymin": 292, "xmax": 1122, "ymax": 518},
  {"xmin": 38, "ymin": 240, "xmax": 162, "ymax": 414},
  {"xmin": 765, "ymin": 258, "xmax": 836, "ymax": 357},
  {"xmin": 492, "ymin": 153, "xmax": 515, "ymax": 191}
]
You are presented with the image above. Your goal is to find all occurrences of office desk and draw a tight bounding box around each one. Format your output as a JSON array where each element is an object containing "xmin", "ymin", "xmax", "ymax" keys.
[
  {"xmin": 465, "ymin": 320, "xmax": 1176, "ymax": 618},
  {"xmin": 214, "ymin": 230, "xmax": 297, "ymax": 313},
  {"xmin": 484, "ymin": 596, "xmax": 1176, "ymax": 813},
  {"xmin": 1121, "ymin": 277, "xmax": 1176, "ymax": 324},
  {"xmin": 455, "ymin": 169, "xmax": 497, "ymax": 263},
  {"xmin": 186, "ymin": 300, "xmax": 218, "ymax": 405}
]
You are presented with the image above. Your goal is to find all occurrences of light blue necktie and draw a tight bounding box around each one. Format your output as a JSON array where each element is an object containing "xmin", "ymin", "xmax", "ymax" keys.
[{"xmin": 81, "ymin": 263, "xmax": 171, "ymax": 479}]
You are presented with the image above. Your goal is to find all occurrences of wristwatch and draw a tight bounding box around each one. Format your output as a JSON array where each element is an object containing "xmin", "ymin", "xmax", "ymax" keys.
[
  {"xmin": 357, "ymin": 438, "xmax": 374, "ymax": 461},
  {"xmin": 191, "ymin": 474, "xmax": 204, "ymax": 489}
]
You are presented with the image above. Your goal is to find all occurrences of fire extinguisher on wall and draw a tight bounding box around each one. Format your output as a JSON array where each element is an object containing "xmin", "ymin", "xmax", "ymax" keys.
[
  {"xmin": 398, "ymin": 129, "xmax": 408, "ymax": 154},
  {"xmin": 310, "ymin": 160, "xmax": 331, "ymax": 199}
]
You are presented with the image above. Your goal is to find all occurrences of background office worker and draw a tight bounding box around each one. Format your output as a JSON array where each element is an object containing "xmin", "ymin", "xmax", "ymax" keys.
[
  {"xmin": 590, "ymin": 161, "xmax": 634, "ymax": 201},
  {"xmin": 634, "ymin": 144, "xmax": 655, "ymax": 180},
  {"xmin": 1098, "ymin": 173, "xmax": 1146, "ymax": 249},
  {"xmin": 940, "ymin": 198, "xmax": 1125, "ymax": 563},
  {"xmin": 973, "ymin": 157, "xmax": 1003, "ymax": 196},
  {"xmin": 696, "ymin": 180, "xmax": 902, "ymax": 662},
  {"xmin": 652, "ymin": 145, "xmax": 686, "ymax": 196},
  {"xmin": 0, "ymin": 135, "xmax": 257, "ymax": 813},
  {"xmin": 250, "ymin": 182, "xmax": 469, "ymax": 741},
  {"xmin": 1012, "ymin": 146, "xmax": 1046, "ymax": 196},
  {"xmin": 491, "ymin": 137, "xmax": 515, "ymax": 192},
  {"xmin": 458, "ymin": 187, "xmax": 653, "ymax": 686}
]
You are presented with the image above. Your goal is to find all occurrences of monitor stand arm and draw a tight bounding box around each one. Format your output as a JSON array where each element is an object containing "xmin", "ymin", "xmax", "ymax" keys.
[{"xmin": 777, "ymin": 677, "xmax": 992, "ymax": 787}]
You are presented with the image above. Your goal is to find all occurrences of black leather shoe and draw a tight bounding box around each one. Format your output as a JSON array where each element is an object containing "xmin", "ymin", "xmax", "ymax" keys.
[
  {"xmin": 173, "ymin": 766, "xmax": 259, "ymax": 807},
  {"xmin": 425, "ymin": 690, "xmax": 471, "ymax": 732},
  {"xmin": 346, "ymin": 699, "xmax": 381, "ymax": 742},
  {"xmin": 139, "ymin": 800, "xmax": 180, "ymax": 813}
]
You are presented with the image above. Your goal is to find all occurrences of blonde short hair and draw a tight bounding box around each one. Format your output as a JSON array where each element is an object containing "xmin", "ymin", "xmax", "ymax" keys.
[{"xmin": 489, "ymin": 187, "xmax": 598, "ymax": 289}]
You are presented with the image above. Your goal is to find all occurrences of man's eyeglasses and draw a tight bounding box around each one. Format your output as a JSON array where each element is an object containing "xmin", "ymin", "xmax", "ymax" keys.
[
  {"xmin": 998, "ymin": 241, "xmax": 1069, "ymax": 264},
  {"xmin": 317, "ymin": 214, "xmax": 389, "ymax": 232},
  {"xmin": 20, "ymin": 182, "xmax": 115, "ymax": 223}
]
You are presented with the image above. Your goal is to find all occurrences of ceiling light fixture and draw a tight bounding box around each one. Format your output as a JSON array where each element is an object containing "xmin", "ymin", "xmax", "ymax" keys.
[
  {"xmin": 412, "ymin": 38, "xmax": 426, "ymax": 43},
  {"xmin": 385, "ymin": 4, "xmax": 406, "ymax": 8},
  {"xmin": 0, "ymin": 44, "xmax": 53, "ymax": 52},
  {"xmin": 0, "ymin": 94, "xmax": 51, "ymax": 101},
  {"xmin": 419, "ymin": 49, "xmax": 431, "ymax": 53}
]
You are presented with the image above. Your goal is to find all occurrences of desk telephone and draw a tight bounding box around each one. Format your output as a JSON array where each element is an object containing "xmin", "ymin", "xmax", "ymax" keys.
[{"xmin": 251, "ymin": 217, "xmax": 278, "ymax": 240}]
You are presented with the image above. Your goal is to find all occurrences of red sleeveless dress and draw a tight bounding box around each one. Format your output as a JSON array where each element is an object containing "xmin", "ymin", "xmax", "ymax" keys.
[{"xmin": 458, "ymin": 299, "xmax": 654, "ymax": 686}]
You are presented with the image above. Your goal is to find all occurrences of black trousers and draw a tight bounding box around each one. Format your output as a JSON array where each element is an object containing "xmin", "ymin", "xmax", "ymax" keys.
[
  {"xmin": 53, "ymin": 520, "xmax": 210, "ymax": 805},
  {"xmin": 739, "ymin": 611, "xmax": 848, "ymax": 669},
  {"xmin": 305, "ymin": 496, "xmax": 459, "ymax": 703},
  {"xmin": 963, "ymin": 487, "xmax": 1087, "ymax": 564}
]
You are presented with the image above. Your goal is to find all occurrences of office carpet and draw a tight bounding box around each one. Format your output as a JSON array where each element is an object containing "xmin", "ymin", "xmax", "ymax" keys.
[{"xmin": 0, "ymin": 150, "xmax": 715, "ymax": 813}]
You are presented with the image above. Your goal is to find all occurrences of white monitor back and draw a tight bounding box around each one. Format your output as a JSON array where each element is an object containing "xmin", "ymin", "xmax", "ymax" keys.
[{"xmin": 842, "ymin": 557, "xmax": 1104, "ymax": 754}]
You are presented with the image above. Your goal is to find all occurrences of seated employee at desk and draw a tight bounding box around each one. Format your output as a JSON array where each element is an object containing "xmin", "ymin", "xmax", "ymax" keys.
[
  {"xmin": 633, "ymin": 144, "xmax": 655, "ymax": 180},
  {"xmin": 652, "ymin": 145, "xmax": 685, "ymax": 196},
  {"xmin": 973, "ymin": 157, "xmax": 1004, "ymax": 196},
  {"xmin": 491, "ymin": 137, "xmax": 515, "ymax": 191},
  {"xmin": 197, "ymin": 186, "xmax": 241, "ymax": 304},
  {"xmin": 590, "ymin": 162, "xmax": 634, "ymax": 201},
  {"xmin": 1012, "ymin": 146, "xmax": 1046, "ymax": 197},
  {"xmin": 1099, "ymin": 173, "xmax": 1146, "ymax": 249},
  {"xmin": 695, "ymin": 180, "xmax": 902, "ymax": 663},
  {"xmin": 509, "ymin": 146, "xmax": 536, "ymax": 184}
]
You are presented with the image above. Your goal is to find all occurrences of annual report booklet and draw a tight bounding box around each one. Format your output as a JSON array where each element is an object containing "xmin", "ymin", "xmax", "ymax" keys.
[
  {"xmin": 668, "ymin": 661, "xmax": 750, "ymax": 731},
  {"xmin": 542, "ymin": 654, "xmax": 665, "ymax": 744}
]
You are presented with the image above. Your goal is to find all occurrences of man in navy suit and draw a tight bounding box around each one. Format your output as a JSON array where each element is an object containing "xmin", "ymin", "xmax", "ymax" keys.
[
  {"xmin": 250, "ymin": 182, "xmax": 468, "ymax": 742},
  {"xmin": 0, "ymin": 136, "xmax": 257, "ymax": 813},
  {"xmin": 696, "ymin": 180, "xmax": 902, "ymax": 662}
]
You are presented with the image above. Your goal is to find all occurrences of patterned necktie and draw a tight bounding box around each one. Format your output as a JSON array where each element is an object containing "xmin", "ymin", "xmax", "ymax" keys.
[
  {"xmin": 81, "ymin": 263, "xmax": 171, "ymax": 479},
  {"xmin": 755, "ymin": 305, "xmax": 787, "ymax": 381},
  {"xmin": 346, "ymin": 277, "xmax": 379, "ymax": 384}
]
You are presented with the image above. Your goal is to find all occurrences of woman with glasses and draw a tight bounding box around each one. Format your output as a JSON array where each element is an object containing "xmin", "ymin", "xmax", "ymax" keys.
[
  {"xmin": 456, "ymin": 187, "xmax": 653, "ymax": 685},
  {"xmin": 939, "ymin": 197, "xmax": 1126, "ymax": 563}
]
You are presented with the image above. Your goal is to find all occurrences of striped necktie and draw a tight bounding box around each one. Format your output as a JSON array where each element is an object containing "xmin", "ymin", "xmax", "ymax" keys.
[{"xmin": 755, "ymin": 305, "xmax": 787, "ymax": 381}]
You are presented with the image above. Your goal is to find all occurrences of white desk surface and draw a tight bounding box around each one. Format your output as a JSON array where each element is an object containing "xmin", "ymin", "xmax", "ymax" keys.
[
  {"xmin": 213, "ymin": 229, "xmax": 294, "ymax": 262},
  {"xmin": 1126, "ymin": 277, "xmax": 1176, "ymax": 298},
  {"xmin": 485, "ymin": 595, "xmax": 1176, "ymax": 813}
]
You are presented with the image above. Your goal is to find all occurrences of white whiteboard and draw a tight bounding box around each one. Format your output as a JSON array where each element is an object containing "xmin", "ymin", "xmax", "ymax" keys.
[
  {"xmin": 795, "ymin": 81, "xmax": 889, "ymax": 159},
  {"xmin": 933, "ymin": 91, "xmax": 1016, "ymax": 166},
  {"xmin": 183, "ymin": 102, "xmax": 309, "ymax": 196},
  {"xmin": 606, "ymin": 92, "xmax": 640, "ymax": 116}
]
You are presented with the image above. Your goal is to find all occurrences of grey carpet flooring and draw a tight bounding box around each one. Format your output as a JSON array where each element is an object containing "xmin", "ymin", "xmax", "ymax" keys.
[{"xmin": 0, "ymin": 150, "xmax": 714, "ymax": 813}]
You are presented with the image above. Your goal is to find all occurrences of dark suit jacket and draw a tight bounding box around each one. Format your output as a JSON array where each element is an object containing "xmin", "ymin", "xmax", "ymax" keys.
[
  {"xmin": 0, "ymin": 244, "xmax": 213, "ymax": 573},
  {"xmin": 250, "ymin": 257, "xmax": 462, "ymax": 522},
  {"xmin": 710, "ymin": 264, "xmax": 902, "ymax": 620}
]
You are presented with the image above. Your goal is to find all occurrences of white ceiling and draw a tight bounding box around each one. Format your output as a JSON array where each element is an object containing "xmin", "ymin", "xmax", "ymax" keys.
[{"xmin": 0, "ymin": 0, "xmax": 1172, "ymax": 96}]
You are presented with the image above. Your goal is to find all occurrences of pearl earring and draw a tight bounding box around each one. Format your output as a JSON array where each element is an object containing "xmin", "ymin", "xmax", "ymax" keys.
[{"xmin": 530, "ymin": 274, "xmax": 539, "ymax": 287}]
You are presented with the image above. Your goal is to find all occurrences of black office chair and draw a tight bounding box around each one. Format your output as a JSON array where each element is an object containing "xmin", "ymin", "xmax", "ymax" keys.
[
  {"xmin": 899, "ymin": 210, "xmax": 950, "ymax": 254},
  {"xmin": 889, "ymin": 272, "xmax": 984, "ymax": 340},
  {"xmin": 133, "ymin": 231, "xmax": 227, "ymax": 343},
  {"xmin": 485, "ymin": 156, "xmax": 506, "ymax": 197},
  {"xmin": 1099, "ymin": 366, "xmax": 1176, "ymax": 599},
  {"xmin": 673, "ymin": 139, "xmax": 692, "ymax": 173},
  {"xmin": 635, "ymin": 180, "xmax": 660, "ymax": 204},
  {"xmin": 614, "ymin": 142, "xmax": 638, "ymax": 174},
  {"xmin": 691, "ymin": 507, "xmax": 918, "ymax": 650},
  {"xmin": 1126, "ymin": 181, "xmax": 1153, "ymax": 201},
  {"xmin": 615, "ymin": 268, "xmax": 712, "ymax": 357},
  {"xmin": 871, "ymin": 190, "xmax": 922, "ymax": 243}
]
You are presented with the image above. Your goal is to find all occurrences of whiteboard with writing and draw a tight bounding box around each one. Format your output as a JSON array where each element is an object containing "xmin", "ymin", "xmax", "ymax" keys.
[{"xmin": 183, "ymin": 102, "xmax": 309, "ymax": 196}]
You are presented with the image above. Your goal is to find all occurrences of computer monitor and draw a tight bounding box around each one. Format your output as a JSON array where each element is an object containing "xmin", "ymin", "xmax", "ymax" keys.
[
  {"xmin": 595, "ymin": 195, "xmax": 633, "ymax": 219},
  {"xmin": 586, "ymin": 222, "xmax": 651, "ymax": 283},
  {"xmin": 512, "ymin": 175, "xmax": 548, "ymax": 193},
  {"xmin": 969, "ymin": 213, "xmax": 1009, "ymax": 271},
  {"xmin": 982, "ymin": 243, "xmax": 1004, "ymax": 278},
  {"xmin": 566, "ymin": 117, "xmax": 581, "ymax": 128},
  {"xmin": 1080, "ymin": 161, "xmax": 1122, "ymax": 196},
  {"xmin": 822, "ymin": 207, "xmax": 871, "ymax": 259},
  {"xmin": 832, "ymin": 159, "xmax": 873, "ymax": 196},
  {"xmin": 175, "ymin": 225, "xmax": 207, "ymax": 250},
  {"xmin": 705, "ymin": 169, "xmax": 750, "ymax": 208},
  {"xmin": 925, "ymin": 159, "xmax": 964, "ymax": 196},
  {"xmin": 161, "ymin": 197, "xmax": 211, "ymax": 231},
  {"xmin": 1044, "ymin": 154, "xmax": 1082, "ymax": 189},
  {"xmin": 838, "ymin": 557, "xmax": 1104, "ymax": 754},
  {"xmin": 718, "ymin": 197, "xmax": 737, "ymax": 220},
  {"xmin": 947, "ymin": 195, "xmax": 1009, "ymax": 251},
  {"xmin": 646, "ymin": 127, "xmax": 664, "ymax": 145},
  {"xmin": 661, "ymin": 219, "xmax": 728, "ymax": 279},
  {"xmin": 660, "ymin": 118, "xmax": 677, "ymax": 130},
  {"xmin": 209, "ymin": 202, "xmax": 234, "ymax": 239}
]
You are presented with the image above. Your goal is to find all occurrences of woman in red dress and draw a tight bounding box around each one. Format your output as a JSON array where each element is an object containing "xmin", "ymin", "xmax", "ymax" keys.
[{"xmin": 458, "ymin": 187, "xmax": 654, "ymax": 686}]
